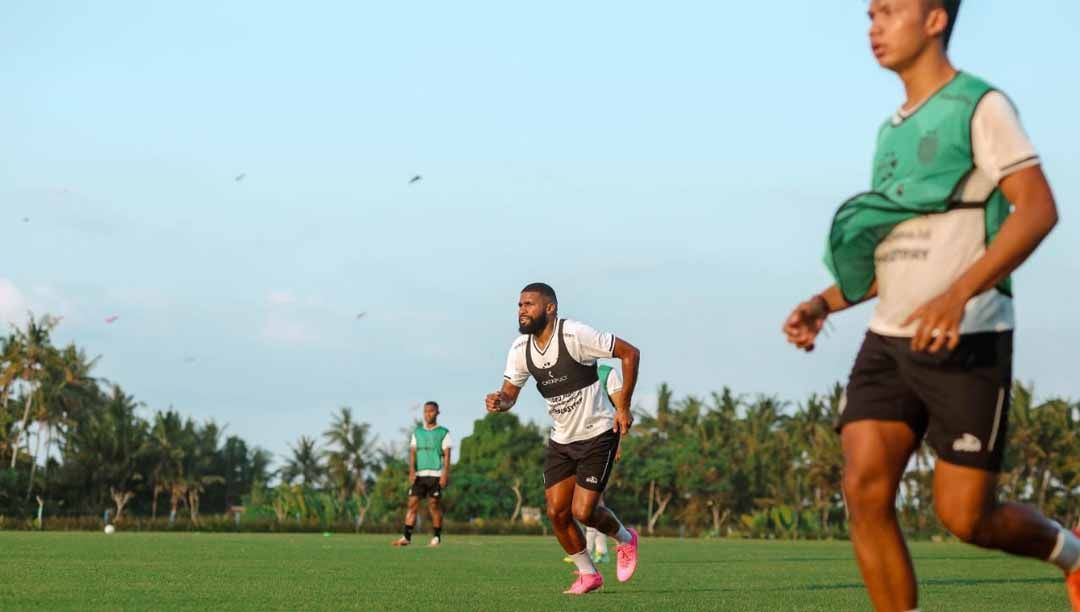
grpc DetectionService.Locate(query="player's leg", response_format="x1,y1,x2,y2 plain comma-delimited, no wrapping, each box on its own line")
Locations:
392,493,422,546
544,437,600,594
593,524,609,562
427,495,444,546
933,461,1063,557
842,420,920,611
547,476,587,554
592,494,610,561
546,475,602,594
911,331,1080,607
836,332,926,610
570,430,637,582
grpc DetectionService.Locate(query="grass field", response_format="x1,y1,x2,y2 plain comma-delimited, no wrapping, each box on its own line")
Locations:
1,532,1069,611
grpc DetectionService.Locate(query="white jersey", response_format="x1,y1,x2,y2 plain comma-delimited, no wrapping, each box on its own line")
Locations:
504,319,619,444
870,91,1039,337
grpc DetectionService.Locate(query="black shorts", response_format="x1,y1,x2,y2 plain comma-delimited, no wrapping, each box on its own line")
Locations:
544,430,620,492
837,331,1012,472
408,476,441,500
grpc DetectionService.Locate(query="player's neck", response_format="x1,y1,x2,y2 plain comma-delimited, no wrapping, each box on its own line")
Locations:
424,422,438,430
532,319,558,350
896,48,956,112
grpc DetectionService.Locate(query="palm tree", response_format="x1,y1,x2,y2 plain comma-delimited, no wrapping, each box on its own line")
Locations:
322,407,376,501
281,435,324,487
27,342,98,499
64,386,149,521
147,410,185,519
177,420,225,525
2,315,53,470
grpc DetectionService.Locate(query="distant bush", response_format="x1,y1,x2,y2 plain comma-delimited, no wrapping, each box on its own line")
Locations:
1,514,550,535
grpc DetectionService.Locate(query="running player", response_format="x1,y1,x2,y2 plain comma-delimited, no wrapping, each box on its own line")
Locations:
392,401,452,547
486,283,641,595
783,1,1076,610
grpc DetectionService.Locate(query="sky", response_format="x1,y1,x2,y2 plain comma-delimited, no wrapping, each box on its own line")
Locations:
2,1,1078,463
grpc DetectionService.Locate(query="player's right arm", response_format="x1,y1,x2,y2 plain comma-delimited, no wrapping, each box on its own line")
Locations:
783,282,878,352
485,380,522,413
408,445,417,484
487,339,528,412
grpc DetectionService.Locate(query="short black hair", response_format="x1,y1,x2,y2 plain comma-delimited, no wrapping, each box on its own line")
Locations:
424,401,439,410
929,0,961,48
520,282,557,305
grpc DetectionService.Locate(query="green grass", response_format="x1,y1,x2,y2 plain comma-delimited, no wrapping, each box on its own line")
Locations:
0,532,1068,611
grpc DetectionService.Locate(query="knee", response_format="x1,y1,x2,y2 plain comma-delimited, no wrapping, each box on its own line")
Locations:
935,499,991,545
572,504,595,526
842,468,895,519
547,504,571,526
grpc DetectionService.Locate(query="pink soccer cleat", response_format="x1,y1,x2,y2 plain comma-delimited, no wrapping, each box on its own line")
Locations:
563,571,604,595
1067,529,1080,611
616,528,639,583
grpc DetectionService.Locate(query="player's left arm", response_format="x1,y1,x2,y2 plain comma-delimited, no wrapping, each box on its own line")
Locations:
611,338,640,434
440,447,451,488
609,388,626,461
905,165,1058,352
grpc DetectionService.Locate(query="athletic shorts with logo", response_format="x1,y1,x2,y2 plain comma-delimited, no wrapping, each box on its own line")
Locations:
837,330,1012,472
409,476,441,499
544,429,620,492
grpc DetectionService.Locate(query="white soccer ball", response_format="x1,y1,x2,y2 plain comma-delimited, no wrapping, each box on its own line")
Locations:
104,525,115,535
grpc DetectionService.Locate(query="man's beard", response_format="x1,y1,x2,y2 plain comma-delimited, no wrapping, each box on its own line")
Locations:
518,311,548,335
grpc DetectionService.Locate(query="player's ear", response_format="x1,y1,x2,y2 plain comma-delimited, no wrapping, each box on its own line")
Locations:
925,5,949,39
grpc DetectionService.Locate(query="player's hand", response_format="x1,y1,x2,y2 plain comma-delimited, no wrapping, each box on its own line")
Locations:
613,408,633,434
902,288,967,353
783,296,828,352
485,391,504,413
439,474,448,488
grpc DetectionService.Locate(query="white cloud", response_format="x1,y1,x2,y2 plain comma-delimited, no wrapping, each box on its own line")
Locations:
259,312,317,346
0,278,31,327
267,290,298,306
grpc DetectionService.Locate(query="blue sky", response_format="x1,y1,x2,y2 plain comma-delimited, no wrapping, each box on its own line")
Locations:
3,1,1078,462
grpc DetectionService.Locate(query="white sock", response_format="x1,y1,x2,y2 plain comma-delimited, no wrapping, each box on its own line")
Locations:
614,525,633,545
569,550,597,575
1047,527,1080,573
585,528,597,555
595,532,609,555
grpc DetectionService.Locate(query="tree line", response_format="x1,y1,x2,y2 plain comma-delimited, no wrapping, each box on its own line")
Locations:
3,313,1079,537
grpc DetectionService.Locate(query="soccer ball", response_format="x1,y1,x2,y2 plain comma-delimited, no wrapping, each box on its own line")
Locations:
104,525,115,535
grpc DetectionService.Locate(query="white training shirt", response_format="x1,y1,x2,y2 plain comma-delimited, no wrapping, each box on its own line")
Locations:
410,427,453,477
504,319,619,444
869,91,1040,337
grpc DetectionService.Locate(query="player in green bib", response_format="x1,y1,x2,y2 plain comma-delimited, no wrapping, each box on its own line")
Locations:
392,401,452,547
782,1,1078,609
561,364,623,565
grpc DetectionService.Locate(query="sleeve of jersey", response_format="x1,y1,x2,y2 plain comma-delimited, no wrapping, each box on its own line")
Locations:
565,320,616,361
442,433,452,450
503,340,530,387
972,91,1040,185
606,367,624,395
409,433,417,448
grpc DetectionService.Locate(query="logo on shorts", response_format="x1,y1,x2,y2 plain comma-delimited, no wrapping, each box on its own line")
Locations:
585,476,598,484
952,433,982,453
